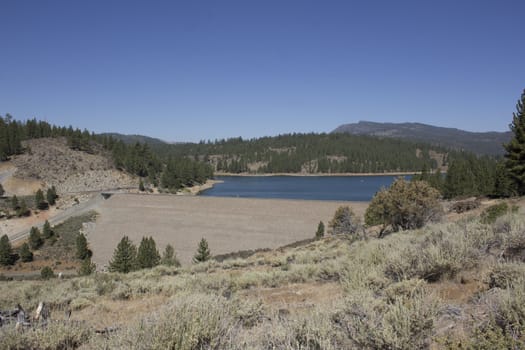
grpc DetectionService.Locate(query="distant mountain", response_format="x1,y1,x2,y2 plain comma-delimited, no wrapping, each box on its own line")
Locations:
332,121,511,156
101,133,168,147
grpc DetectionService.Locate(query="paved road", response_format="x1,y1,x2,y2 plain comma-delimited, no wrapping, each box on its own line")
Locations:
8,193,106,242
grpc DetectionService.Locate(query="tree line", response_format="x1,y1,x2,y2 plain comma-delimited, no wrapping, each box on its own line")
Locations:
0,115,214,191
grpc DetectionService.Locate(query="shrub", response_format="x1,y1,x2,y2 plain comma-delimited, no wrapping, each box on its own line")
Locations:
329,206,360,235
41,266,55,280
78,258,96,276
365,178,442,235
451,199,480,213
161,244,181,267
481,202,510,224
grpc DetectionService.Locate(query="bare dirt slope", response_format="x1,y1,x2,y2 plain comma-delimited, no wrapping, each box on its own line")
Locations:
8,137,136,193
88,194,367,267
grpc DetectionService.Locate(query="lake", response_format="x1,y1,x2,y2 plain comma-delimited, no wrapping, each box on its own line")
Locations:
201,175,411,201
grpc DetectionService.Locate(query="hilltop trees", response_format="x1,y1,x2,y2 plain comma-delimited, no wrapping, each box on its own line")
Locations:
504,89,525,195
365,178,442,235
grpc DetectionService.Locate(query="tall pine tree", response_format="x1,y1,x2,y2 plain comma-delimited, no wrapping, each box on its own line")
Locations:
193,238,211,263
0,234,15,266
108,236,137,273
136,236,160,269
504,89,525,195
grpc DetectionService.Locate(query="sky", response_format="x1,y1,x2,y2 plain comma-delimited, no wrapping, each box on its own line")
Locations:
1,1,524,142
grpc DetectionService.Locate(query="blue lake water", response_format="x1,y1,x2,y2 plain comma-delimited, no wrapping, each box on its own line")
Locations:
201,175,411,201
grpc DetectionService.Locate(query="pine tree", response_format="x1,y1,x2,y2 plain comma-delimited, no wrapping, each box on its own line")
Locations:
161,244,180,267
315,221,325,239
193,238,211,263
19,243,33,262
108,236,137,273
35,189,48,210
0,234,15,266
46,186,58,206
42,220,53,239
76,233,91,260
17,199,30,217
78,258,96,276
139,179,145,192
136,236,160,269
504,89,525,194
29,227,43,249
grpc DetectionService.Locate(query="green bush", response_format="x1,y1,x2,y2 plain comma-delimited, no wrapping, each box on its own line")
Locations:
481,202,510,224
40,266,55,280
365,178,442,235
329,207,360,236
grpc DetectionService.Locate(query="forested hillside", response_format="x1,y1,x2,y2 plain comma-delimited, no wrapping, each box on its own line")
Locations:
0,115,213,192
333,121,511,156
166,133,453,174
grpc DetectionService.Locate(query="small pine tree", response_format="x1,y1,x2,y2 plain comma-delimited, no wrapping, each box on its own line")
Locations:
17,199,30,217
108,236,137,273
329,206,360,235
0,234,15,266
161,244,180,267
42,220,53,239
76,233,91,260
46,186,58,206
78,258,96,276
40,266,54,280
315,221,325,239
29,226,43,249
35,189,48,210
193,238,211,263
19,243,33,262
136,236,160,269
11,195,19,210
139,179,145,192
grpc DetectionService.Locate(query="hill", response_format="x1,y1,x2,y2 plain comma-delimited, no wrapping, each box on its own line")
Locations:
332,121,511,156
100,133,168,147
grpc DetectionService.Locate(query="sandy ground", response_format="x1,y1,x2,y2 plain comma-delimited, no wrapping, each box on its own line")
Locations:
88,194,367,268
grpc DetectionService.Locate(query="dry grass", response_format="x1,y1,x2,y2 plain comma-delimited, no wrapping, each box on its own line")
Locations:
1,201,525,349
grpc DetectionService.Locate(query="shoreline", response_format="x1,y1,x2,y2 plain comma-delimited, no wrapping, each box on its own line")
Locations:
214,172,418,177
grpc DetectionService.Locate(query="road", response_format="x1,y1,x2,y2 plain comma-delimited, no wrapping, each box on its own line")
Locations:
8,193,106,242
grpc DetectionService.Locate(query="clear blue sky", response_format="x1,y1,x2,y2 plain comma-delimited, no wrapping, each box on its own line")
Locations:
1,1,523,142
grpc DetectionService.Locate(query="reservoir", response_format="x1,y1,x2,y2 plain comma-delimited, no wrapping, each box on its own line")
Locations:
201,175,412,201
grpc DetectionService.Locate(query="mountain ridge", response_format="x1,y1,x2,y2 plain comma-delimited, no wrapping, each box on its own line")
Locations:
332,121,511,156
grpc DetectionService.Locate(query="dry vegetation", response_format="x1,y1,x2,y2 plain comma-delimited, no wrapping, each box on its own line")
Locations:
1,200,525,349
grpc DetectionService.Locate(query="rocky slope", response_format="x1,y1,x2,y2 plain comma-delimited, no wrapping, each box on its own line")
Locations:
10,137,137,193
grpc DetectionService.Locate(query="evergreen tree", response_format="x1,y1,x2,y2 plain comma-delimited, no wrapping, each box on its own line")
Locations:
193,238,211,263
136,236,160,269
76,233,91,260
315,221,325,239
493,163,516,197
139,179,145,192
17,199,30,217
42,220,53,239
161,244,180,267
19,243,33,262
0,234,15,266
29,227,43,249
46,186,58,206
108,236,137,273
504,89,525,194
11,195,19,210
78,258,96,276
35,189,48,210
